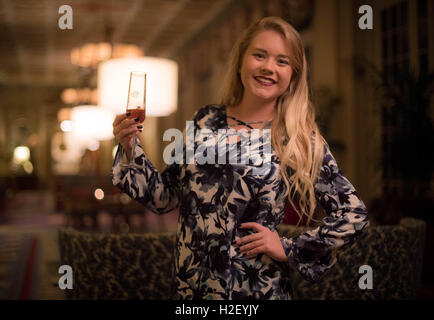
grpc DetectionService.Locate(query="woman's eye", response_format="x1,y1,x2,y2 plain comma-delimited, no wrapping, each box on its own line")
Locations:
253,53,264,59
278,59,289,65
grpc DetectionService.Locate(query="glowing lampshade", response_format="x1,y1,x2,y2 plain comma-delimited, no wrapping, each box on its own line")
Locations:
13,146,30,163
98,57,178,116
70,105,114,141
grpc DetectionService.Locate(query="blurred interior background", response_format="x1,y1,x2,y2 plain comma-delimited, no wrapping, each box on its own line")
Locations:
0,0,433,299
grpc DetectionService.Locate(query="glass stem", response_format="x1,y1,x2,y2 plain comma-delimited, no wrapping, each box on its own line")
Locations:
130,137,136,165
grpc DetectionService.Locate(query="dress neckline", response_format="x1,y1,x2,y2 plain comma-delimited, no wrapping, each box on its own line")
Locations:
222,105,273,130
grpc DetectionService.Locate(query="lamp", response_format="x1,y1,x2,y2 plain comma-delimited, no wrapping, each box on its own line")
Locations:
13,146,30,163
64,43,143,106
70,105,114,149
98,57,178,116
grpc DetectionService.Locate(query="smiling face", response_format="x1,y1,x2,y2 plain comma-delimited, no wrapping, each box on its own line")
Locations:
239,30,293,105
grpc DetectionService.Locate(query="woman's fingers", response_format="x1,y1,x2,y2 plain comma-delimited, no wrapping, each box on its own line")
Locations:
113,114,129,136
236,231,265,257
238,239,264,253
235,232,262,246
113,118,137,137
113,114,127,127
117,125,139,142
235,223,287,261
245,245,266,258
113,112,142,136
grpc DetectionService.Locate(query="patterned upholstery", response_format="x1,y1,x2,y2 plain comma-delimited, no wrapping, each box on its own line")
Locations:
58,229,176,299
58,217,425,299
277,217,426,300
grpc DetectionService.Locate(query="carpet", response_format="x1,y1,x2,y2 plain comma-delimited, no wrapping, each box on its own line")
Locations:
0,233,41,299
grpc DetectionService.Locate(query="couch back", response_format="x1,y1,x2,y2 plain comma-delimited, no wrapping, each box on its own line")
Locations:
58,229,176,299
277,217,426,299
58,218,425,299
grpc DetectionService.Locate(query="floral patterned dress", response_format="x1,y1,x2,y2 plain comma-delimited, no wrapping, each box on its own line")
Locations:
112,104,369,300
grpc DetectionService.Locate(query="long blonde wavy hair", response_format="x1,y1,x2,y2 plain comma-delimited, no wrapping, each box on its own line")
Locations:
220,16,325,226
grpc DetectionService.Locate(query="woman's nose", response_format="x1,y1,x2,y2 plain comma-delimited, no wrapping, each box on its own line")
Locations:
260,59,274,74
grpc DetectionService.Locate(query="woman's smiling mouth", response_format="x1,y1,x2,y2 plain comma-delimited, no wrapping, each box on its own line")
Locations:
254,76,276,86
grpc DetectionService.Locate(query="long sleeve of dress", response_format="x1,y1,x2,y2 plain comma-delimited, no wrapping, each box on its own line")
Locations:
111,139,182,215
280,142,370,284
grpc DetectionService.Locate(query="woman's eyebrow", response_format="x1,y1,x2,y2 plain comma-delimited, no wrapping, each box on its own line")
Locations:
252,48,290,59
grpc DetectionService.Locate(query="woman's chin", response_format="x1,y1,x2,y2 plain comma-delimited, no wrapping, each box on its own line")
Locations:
251,92,278,103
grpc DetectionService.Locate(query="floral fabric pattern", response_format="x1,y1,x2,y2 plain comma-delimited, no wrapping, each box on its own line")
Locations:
112,104,369,300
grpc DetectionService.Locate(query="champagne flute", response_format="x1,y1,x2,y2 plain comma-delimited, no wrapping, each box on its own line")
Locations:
122,71,146,168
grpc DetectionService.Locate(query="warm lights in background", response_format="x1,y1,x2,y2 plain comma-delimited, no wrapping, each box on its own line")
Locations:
22,161,34,174
71,43,143,68
61,88,98,105
70,105,114,143
59,106,114,143
55,47,179,175
60,120,73,132
87,140,100,152
94,188,104,200
53,105,115,174
98,57,178,116
51,132,85,175
12,146,34,174
71,42,112,67
13,146,30,163
57,108,71,122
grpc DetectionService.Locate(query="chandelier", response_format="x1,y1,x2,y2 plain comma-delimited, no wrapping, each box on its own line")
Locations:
61,87,98,105
61,42,144,105
70,42,143,68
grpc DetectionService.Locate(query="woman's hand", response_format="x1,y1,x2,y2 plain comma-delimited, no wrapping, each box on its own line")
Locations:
235,222,287,262
112,113,143,160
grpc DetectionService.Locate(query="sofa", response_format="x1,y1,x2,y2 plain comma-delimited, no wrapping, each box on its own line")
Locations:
58,217,426,299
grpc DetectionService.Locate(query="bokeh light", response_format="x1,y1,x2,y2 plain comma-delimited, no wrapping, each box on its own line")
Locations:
94,188,104,200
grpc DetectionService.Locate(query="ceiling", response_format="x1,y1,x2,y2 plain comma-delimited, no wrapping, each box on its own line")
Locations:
0,0,236,87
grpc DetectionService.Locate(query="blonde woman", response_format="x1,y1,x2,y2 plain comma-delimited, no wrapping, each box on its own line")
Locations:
112,16,369,300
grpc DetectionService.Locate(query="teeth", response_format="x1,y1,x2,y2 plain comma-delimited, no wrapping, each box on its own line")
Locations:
255,77,274,84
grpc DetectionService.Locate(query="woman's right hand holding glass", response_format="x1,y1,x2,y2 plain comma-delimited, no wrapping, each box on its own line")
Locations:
112,113,143,161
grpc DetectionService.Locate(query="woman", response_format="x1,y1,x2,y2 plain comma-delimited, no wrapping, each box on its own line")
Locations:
112,16,369,299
